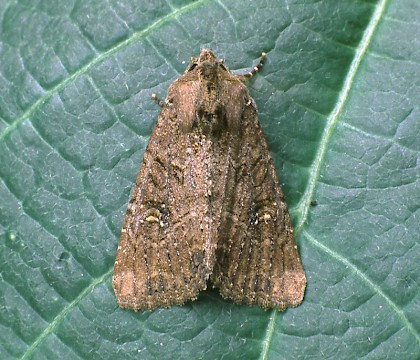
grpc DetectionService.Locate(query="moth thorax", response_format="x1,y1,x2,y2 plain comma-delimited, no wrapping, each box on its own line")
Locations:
195,105,227,136
198,62,220,81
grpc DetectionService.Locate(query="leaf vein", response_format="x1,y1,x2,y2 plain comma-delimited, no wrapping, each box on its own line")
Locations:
0,0,209,142
295,0,390,233
304,230,420,342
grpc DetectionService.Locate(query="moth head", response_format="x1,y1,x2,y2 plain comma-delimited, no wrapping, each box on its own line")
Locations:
197,49,219,64
187,49,229,79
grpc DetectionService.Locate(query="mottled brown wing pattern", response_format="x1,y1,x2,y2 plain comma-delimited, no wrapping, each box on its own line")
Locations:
113,49,306,311
113,82,218,310
211,84,306,310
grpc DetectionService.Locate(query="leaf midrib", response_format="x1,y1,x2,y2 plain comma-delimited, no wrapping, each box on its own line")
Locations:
294,0,389,233
260,0,420,359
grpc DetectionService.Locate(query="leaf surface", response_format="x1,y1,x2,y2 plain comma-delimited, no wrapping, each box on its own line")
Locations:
0,1,418,359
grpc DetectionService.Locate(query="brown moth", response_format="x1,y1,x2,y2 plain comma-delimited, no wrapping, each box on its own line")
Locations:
112,49,306,311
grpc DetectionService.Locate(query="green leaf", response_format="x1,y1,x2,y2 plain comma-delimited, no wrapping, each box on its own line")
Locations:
0,0,418,359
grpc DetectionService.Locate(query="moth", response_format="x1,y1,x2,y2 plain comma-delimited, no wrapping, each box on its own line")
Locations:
113,49,306,311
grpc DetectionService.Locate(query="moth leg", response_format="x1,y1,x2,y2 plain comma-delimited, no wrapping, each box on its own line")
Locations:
151,93,165,107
